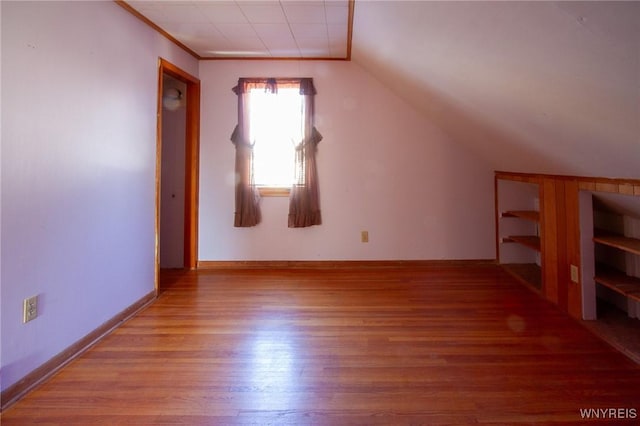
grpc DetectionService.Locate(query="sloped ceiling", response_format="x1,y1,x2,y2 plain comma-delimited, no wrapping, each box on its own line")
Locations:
351,1,640,178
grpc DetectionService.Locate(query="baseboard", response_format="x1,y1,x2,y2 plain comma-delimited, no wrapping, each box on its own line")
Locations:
0,290,157,412
197,259,497,269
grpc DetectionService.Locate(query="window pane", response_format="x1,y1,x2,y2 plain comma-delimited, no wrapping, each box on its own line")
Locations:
249,87,303,187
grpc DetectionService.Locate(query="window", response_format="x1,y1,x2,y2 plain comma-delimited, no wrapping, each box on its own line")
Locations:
231,78,322,228
248,85,303,193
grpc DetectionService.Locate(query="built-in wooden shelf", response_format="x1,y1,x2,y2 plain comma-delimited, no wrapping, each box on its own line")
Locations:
501,210,540,222
502,263,542,290
502,235,541,252
496,176,543,295
595,264,640,302
593,230,640,256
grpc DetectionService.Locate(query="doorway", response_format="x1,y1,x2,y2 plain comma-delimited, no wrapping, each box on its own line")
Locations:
160,73,187,268
156,59,200,288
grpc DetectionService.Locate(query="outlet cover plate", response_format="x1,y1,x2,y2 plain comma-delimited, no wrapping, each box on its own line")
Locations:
23,295,38,323
570,265,579,283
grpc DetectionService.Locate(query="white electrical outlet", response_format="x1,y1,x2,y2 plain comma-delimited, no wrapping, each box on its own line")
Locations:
23,295,38,323
361,230,369,243
570,265,579,283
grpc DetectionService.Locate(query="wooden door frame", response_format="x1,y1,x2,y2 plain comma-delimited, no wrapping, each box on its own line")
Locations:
156,58,200,287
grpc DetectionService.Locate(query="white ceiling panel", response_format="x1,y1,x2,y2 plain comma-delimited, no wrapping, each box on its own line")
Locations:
299,47,329,58
253,23,294,39
290,23,327,38
195,2,247,23
326,4,349,24
282,2,326,23
295,37,328,49
215,22,258,38
239,3,287,23
328,23,347,42
226,36,266,50
124,0,351,59
267,39,300,51
297,37,329,58
269,48,305,57
158,2,209,23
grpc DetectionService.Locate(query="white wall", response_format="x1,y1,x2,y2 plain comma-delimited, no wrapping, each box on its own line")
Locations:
199,60,495,261
1,1,197,391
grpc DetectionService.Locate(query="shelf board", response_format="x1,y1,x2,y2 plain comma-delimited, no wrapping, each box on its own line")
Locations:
501,210,540,222
593,230,640,256
502,235,541,252
595,264,640,302
502,263,542,291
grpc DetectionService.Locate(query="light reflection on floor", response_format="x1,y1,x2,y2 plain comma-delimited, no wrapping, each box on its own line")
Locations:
248,325,300,409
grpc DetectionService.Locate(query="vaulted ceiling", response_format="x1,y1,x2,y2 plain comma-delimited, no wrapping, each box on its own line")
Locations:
123,0,639,179
351,1,640,178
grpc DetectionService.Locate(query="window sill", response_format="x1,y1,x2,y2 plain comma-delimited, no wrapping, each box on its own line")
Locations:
258,187,290,197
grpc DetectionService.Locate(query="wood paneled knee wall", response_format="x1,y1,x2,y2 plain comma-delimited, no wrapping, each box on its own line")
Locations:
496,171,640,320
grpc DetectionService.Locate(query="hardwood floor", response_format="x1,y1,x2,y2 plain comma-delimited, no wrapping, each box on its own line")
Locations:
2,264,639,424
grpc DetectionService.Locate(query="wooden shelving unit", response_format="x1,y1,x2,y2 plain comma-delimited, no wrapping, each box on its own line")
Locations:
595,264,640,302
593,230,640,304
501,210,541,252
495,174,543,292
501,210,540,222
495,170,640,355
593,231,640,256
502,235,541,252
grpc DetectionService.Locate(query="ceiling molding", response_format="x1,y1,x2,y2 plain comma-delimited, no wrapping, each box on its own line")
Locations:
199,55,348,62
346,0,354,60
115,0,202,60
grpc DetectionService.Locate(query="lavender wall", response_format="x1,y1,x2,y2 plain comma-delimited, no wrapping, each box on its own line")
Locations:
1,1,197,391
198,60,496,261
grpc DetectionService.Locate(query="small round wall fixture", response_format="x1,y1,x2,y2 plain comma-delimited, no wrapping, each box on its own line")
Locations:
163,87,183,111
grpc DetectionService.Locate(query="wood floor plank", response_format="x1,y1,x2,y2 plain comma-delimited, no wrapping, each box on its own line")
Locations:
2,265,639,424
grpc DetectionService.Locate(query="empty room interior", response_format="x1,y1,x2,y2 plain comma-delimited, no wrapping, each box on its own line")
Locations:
1,0,640,424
